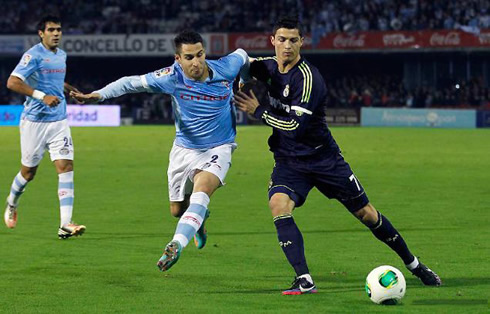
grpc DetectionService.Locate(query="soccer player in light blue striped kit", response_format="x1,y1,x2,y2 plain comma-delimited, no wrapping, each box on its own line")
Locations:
4,15,86,239
71,31,249,271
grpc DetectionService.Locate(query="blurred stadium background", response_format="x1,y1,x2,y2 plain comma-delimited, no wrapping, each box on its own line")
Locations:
0,1,489,312
1,0,490,127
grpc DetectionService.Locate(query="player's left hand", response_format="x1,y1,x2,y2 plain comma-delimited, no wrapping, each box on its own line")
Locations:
234,90,260,115
65,84,85,104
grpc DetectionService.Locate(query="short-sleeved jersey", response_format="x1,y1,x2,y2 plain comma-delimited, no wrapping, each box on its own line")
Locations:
142,50,247,149
11,43,67,122
250,56,339,158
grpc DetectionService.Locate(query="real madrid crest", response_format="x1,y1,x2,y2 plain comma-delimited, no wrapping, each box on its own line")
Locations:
283,84,289,97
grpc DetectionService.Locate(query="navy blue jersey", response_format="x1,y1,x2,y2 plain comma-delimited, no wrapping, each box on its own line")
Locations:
250,56,339,157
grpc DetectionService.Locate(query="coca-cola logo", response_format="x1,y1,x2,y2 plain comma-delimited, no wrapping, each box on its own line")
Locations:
235,35,268,49
478,33,490,44
430,32,461,46
383,34,415,46
333,34,365,48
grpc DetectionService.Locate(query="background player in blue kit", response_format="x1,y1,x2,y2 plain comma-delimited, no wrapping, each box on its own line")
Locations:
71,31,249,271
235,16,441,295
4,15,86,239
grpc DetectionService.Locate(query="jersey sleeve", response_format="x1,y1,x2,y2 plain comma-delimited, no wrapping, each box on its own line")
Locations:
249,57,273,83
253,66,326,139
143,66,177,94
11,51,39,81
216,49,248,80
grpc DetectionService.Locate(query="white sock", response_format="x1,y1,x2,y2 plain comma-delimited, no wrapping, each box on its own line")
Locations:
58,171,74,226
172,192,209,248
7,172,28,206
298,273,314,284
406,256,419,270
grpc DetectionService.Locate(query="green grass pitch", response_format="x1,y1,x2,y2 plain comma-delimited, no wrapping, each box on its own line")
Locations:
0,126,488,313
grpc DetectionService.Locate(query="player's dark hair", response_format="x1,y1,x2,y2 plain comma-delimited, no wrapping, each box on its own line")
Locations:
273,16,303,37
37,15,61,32
174,30,204,54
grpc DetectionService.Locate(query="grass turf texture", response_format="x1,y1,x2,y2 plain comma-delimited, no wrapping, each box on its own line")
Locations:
0,126,488,313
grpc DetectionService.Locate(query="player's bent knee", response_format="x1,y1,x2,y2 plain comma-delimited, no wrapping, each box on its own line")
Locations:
269,194,294,216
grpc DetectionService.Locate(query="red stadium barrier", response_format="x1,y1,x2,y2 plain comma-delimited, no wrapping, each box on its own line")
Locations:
229,30,490,52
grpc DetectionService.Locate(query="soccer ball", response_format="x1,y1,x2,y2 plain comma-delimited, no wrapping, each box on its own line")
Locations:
365,265,406,305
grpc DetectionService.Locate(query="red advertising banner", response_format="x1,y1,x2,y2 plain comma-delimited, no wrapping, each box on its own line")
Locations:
228,30,490,52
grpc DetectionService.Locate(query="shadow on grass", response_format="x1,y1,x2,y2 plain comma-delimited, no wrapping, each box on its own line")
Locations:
406,277,490,287
412,299,487,306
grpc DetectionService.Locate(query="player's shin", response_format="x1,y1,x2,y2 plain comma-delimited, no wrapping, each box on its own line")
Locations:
172,192,209,248
7,172,28,206
369,211,416,266
58,171,74,226
273,214,310,276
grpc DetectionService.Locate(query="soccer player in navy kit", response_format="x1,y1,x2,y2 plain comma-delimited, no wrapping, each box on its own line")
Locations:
71,31,249,272
235,16,441,295
4,15,86,239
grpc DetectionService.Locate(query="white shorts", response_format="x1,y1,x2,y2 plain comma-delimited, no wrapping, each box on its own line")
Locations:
20,119,74,167
167,142,236,202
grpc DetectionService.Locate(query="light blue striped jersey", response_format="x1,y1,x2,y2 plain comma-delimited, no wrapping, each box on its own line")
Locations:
142,49,247,149
11,43,67,122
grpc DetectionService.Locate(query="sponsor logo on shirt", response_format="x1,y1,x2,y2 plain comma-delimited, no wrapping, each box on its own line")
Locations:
41,68,66,74
180,93,230,101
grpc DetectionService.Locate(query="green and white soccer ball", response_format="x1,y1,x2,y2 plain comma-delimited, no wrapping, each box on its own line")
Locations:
365,265,406,305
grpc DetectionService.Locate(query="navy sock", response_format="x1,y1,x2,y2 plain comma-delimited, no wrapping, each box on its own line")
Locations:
370,211,415,265
273,215,309,276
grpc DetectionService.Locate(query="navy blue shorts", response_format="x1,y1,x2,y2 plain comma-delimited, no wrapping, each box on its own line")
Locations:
268,151,369,212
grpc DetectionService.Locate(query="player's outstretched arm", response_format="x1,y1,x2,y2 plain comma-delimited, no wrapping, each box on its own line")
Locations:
7,75,60,107
83,75,152,101
69,91,102,103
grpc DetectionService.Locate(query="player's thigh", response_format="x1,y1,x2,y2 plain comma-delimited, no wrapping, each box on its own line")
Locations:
167,143,235,202
194,143,236,187
46,120,74,162
314,154,369,213
268,159,314,209
167,145,196,202
20,119,48,167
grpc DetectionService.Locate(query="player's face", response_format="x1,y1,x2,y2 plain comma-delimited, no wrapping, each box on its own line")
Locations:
175,43,207,81
39,22,62,51
271,28,303,65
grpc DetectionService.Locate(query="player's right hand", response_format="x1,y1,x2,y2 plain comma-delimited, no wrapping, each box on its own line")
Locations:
43,95,61,107
70,91,102,103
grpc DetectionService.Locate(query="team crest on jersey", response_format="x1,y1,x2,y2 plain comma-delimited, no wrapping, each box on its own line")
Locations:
283,84,289,97
295,110,303,117
155,67,172,78
222,81,230,89
21,54,32,66
59,148,70,155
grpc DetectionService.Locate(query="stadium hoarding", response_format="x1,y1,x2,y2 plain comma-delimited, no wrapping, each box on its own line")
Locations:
361,107,477,128
0,105,120,126
0,105,24,126
0,34,227,56
228,29,490,52
477,110,490,127
325,108,360,126
67,105,121,126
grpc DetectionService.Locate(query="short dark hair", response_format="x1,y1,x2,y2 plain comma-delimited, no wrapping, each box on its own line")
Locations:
273,16,303,37
37,15,61,32
174,30,204,54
